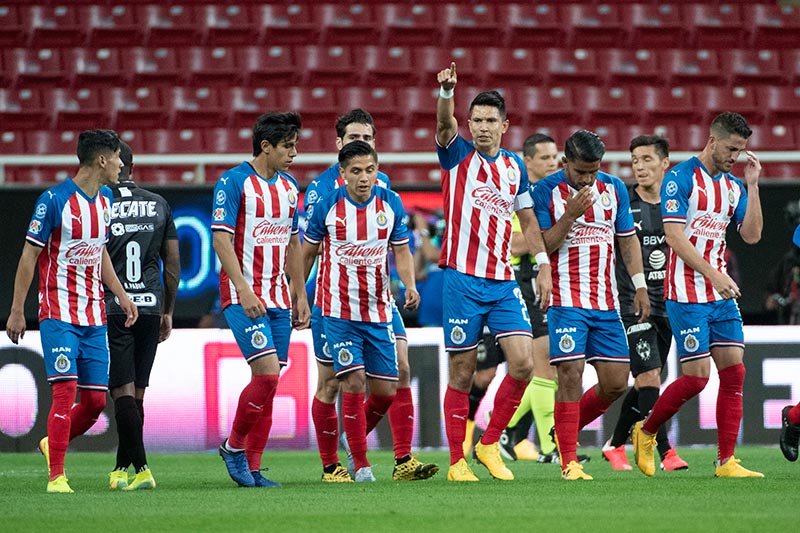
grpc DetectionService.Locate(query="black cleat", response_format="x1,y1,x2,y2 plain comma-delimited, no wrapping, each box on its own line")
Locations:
780,406,800,462
498,429,517,461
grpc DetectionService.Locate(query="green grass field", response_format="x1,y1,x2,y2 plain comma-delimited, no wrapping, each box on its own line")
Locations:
1,447,795,532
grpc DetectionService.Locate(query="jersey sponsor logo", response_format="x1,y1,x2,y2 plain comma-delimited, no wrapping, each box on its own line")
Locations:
636,338,652,361
689,213,727,240
213,208,225,221
335,243,385,266
216,190,226,205
680,326,700,335
665,181,678,196
337,348,353,366
683,333,699,353
306,204,315,218
54,354,71,373
125,223,154,233
28,220,42,234
111,222,125,236
245,323,264,333
65,241,104,266
126,293,157,307
448,318,468,325
333,340,353,350
648,270,666,281
555,326,577,334
111,200,157,220
252,220,291,245
665,199,679,213
251,330,268,349
600,191,612,209
35,203,47,218
306,190,319,206
642,235,666,246
569,225,613,246
375,211,388,229
450,325,465,345
626,322,652,335
648,249,666,270
471,185,513,217
558,333,575,353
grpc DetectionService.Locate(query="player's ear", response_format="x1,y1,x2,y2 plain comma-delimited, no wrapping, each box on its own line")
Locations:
261,139,272,153
335,137,344,151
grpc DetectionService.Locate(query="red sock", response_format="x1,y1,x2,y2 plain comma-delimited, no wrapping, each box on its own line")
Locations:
364,393,395,435
48,381,77,480
789,403,800,426
312,397,340,467
444,386,469,465
578,386,613,430
642,375,708,434
244,374,279,471
717,363,745,463
342,392,369,470
388,387,414,459
482,375,528,444
228,374,277,449
554,401,580,469
68,389,106,441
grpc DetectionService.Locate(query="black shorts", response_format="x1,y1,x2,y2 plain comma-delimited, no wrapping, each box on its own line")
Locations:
108,314,161,389
622,315,672,377
476,331,505,371
515,266,548,339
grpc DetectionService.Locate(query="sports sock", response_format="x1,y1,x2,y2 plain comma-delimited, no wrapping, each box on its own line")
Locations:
578,385,612,430
481,375,528,444
68,388,106,440
642,375,708,434
530,377,557,454
114,395,147,472
636,386,672,458
364,393,395,435
609,387,639,448
244,374,279,471
444,386,469,465
312,397,340,468
789,404,800,426
506,379,534,428
387,387,414,459
48,381,77,480
228,374,277,449
467,383,486,421
342,392,369,471
554,401,580,469
717,363,745,463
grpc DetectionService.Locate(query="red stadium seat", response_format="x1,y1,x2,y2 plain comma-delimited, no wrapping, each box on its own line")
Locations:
51,88,111,130
411,47,479,87
481,48,540,87
0,130,25,155
376,4,442,46
4,167,73,185
179,46,241,86
781,50,800,85
236,45,298,87
598,49,662,86
163,87,225,128
512,86,579,126
580,86,638,125
678,125,711,152
296,126,328,153
719,49,785,86
757,86,800,122
662,49,723,86
683,5,747,49
279,87,338,129
136,5,201,47
0,6,24,47
81,5,143,47
617,124,682,150
693,86,760,124
503,126,532,153
747,4,800,48
224,86,281,129
298,45,358,86
67,47,127,87
441,4,501,47
746,124,796,151
109,87,167,130
22,5,84,47
359,46,414,87
636,86,699,124
254,4,319,45
624,4,686,49
380,164,440,185
200,5,258,46
138,167,198,185
759,163,800,180
4,48,67,87
395,87,439,127
202,127,252,153
336,87,399,124
561,4,626,48
316,4,380,45
540,48,600,86
0,88,50,129
497,4,566,48
118,129,145,154
124,47,183,85
382,127,436,153
24,130,81,154
142,128,205,154
295,165,331,186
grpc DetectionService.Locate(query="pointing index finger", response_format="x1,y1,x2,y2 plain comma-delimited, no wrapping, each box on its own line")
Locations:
450,62,456,76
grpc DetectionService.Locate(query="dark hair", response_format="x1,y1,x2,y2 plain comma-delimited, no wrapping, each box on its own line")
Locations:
338,140,377,168
118,141,133,179
469,90,506,120
522,133,556,157
252,111,302,157
629,135,669,159
77,129,121,167
710,112,752,140
335,108,376,139
564,130,605,163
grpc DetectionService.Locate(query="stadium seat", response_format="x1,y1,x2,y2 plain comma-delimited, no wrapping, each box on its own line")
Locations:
496,4,566,48
623,4,686,49
411,47,479,87
757,86,800,122
180,46,241,86
662,49,723,86
747,4,800,48
503,126,532,153
109,87,167,129
202,127,251,153
598,49,661,86
574,124,621,151
693,86,760,124
481,48,539,87
396,87,439,127
0,88,50,129
759,163,800,180
67,47,127,87
51,88,111,130
118,129,145,153
637,86,699,124
540,48,600,86
617,124,683,150
336,87,399,124
279,87,338,129
22,5,84,47
4,48,67,87
81,4,143,47
141,128,205,154
678,125,711,152
298,45,358,86
163,87,225,128
746,124,796,151
236,45,299,87
441,4,501,47
719,49,785,85
295,164,331,186
781,50,800,85
376,4,442,46
224,86,281,129
136,5,202,47
382,127,436,153
138,167,198,185
200,5,258,46
316,4,380,45
512,86,579,126
124,47,183,85
0,6,24,47
24,130,81,155
296,126,329,153
359,46,414,87
381,164,440,184
3,167,73,185
683,4,747,49
254,4,319,45
580,86,638,125
561,4,626,49
0,130,25,155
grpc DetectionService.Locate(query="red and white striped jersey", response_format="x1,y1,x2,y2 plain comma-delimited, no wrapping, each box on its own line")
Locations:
532,170,636,310
211,162,300,310
436,135,532,281
25,179,113,326
661,157,747,303
304,186,409,322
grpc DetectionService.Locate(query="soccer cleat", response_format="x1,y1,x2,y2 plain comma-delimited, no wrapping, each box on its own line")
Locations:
447,458,479,482
109,469,129,490
392,456,439,481
513,439,540,461
475,441,514,480
632,422,656,477
780,405,800,462
251,469,281,488
123,468,156,490
544,427,591,465
714,457,764,478
321,464,354,483
354,466,376,482
660,448,689,471
462,419,476,458
339,432,354,477
562,460,593,480
498,429,518,461
38,437,50,477
47,475,74,493
602,440,632,471
219,439,255,487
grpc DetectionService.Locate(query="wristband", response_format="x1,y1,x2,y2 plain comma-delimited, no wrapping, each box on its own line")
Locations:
439,87,454,99
534,252,550,266
632,272,647,290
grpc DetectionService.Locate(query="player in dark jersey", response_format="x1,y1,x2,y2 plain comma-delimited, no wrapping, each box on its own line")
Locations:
602,135,688,472
105,142,180,490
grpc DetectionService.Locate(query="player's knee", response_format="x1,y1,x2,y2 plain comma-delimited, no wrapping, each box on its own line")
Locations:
316,375,340,402
81,389,107,416
396,364,410,388
508,359,534,381
635,369,661,389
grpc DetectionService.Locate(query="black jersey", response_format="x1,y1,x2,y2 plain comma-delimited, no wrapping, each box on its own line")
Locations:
105,181,178,316
616,185,667,318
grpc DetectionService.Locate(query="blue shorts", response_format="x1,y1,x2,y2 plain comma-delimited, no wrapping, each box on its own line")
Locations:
223,305,291,366
547,307,629,365
323,316,397,380
312,303,406,365
666,299,744,362
442,268,532,352
40,319,109,390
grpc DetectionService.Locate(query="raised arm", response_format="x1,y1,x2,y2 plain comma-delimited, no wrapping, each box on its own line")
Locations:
436,62,459,147
739,150,763,244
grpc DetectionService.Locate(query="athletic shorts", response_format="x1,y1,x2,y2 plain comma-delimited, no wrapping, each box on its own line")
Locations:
40,318,109,390
223,304,292,366
547,307,629,365
514,266,548,338
622,315,672,377
442,268,532,353
108,314,161,389
323,316,397,380
666,299,744,363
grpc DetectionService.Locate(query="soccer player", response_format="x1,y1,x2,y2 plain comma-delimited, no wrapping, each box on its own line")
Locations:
105,142,180,490
302,140,419,482
531,130,650,480
304,109,437,483
632,112,764,478
213,112,310,488
6,129,138,493
602,135,688,472
780,225,800,462
436,63,552,482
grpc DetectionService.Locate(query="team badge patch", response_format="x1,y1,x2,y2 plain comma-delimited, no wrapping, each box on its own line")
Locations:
251,331,268,349
683,334,699,353
36,203,47,218
323,342,331,358
636,339,651,361
104,209,110,224
666,181,678,196
213,208,226,221
728,189,735,205
306,190,318,206
665,199,679,213
507,167,517,183
216,190,226,205
338,348,353,366
600,192,612,209
306,204,314,218
28,220,42,234
55,354,71,373
287,190,297,206
450,326,465,345
559,333,575,353
376,211,388,229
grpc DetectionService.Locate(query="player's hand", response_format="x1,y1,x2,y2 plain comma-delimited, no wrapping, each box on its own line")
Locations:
120,296,138,327
564,186,595,221
404,288,420,311
293,299,310,330
633,288,651,322
159,313,173,342
710,270,741,300
535,264,552,311
239,288,266,318
5,311,26,345
437,62,457,91
743,150,761,187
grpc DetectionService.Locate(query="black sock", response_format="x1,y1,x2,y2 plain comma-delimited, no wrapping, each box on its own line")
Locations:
610,388,640,447
136,398,145,422
395,454,411,465
637,386,671,458
115,395,148,473
323,463,341,474
507,411,534,445
468,384,486,421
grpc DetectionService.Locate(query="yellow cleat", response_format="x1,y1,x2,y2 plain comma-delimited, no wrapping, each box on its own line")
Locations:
562,460,593,480
447,458,479,482
513,439,540,461
392,456,439,481
321,464,354,483
714,457,764,478
123,468,156,490
475,441,514,480
47,475,74,494
462,419,476,458
632,421,656,477
109,470,129,490
38,437,50,477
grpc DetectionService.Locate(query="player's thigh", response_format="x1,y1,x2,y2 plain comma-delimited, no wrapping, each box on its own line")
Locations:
442,269,489,352
108,314,136,389
131,314,161,389
666,300,711,363
547,306,590,364
40,319,81,383
623,317,662,378
486,281,533,341
496,333,533,375
324,316,367,379
363,321,399,381
585,311,629,365
223,304,279,364
77,324,111,389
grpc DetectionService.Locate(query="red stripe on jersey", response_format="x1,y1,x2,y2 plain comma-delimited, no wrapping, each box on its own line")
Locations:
250,178,266,301
335,200,347,242
568,246,581,304
357,265,370,319
466,206,482,274
66,198,83,324
484,209,499,279
702,238,716,301
489,159,502,191
694,169,708,212
439,156,469,269
588,245,599,308
684,235,699,302
604,250,615,309
357,205,367,241
320,243,333,313
712,177,722,213
337,262,351,319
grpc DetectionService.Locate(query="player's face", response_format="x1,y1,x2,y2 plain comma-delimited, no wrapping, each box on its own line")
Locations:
630,145,668,189
709,134,747,174
524,142,559,182
467,105,508,155
341,154,378,203
100,149,123,185
336,123,375,150
264,134,298,172
562,157,600,190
